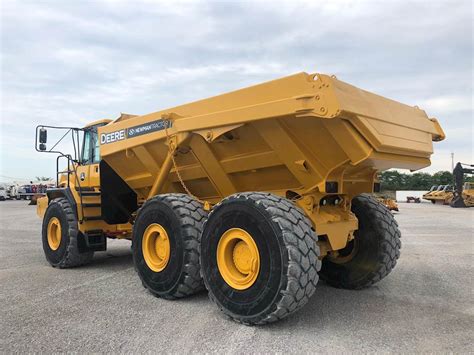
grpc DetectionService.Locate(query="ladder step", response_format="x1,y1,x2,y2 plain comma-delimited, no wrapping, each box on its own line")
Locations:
84,230,106,251
79,191,101,196
83,203,101,208
83,216,102,221
75,187,101,195
75,187,96,191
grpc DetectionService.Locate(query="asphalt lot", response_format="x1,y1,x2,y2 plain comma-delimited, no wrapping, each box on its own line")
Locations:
0,200,472,353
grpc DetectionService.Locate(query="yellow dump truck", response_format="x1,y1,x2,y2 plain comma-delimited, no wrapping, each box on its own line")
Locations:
35,72,445,325
428,185,454,205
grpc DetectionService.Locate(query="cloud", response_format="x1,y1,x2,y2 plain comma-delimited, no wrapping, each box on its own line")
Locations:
0,0,472,181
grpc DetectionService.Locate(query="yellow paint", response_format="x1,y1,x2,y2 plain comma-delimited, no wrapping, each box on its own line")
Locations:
217,228,260,290
36,196,48,218
376,198,399,211
53,121,133,236
47,217,61,250
142,223,171,272
425,186,453,204
462,182,474,207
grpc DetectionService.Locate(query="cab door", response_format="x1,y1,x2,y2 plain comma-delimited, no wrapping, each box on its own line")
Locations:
89,128,101,188
77,127,101,189
76,129,93,187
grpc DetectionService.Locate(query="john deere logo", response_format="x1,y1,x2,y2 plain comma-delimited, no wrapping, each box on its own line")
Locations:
100,129,125,145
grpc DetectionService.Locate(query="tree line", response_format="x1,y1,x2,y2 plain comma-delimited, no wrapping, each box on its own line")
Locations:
379,170,473,191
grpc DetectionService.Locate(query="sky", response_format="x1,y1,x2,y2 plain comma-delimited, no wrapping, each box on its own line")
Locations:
0,0,472,183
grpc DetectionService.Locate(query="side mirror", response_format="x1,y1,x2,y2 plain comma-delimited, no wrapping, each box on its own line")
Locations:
39,128,47,143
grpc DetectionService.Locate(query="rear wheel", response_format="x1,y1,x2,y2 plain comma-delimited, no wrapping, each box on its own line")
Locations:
42,197,94,268
320,194,401,289
132,194,208,299
201,192,320,325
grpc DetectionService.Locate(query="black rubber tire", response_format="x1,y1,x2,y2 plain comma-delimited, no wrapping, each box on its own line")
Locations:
320,194,401,289
132,194,208,299
42,197,94,268
201,192,320,325
431,199,436,204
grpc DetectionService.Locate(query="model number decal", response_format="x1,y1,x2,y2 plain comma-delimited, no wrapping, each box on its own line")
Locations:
100,119,172,145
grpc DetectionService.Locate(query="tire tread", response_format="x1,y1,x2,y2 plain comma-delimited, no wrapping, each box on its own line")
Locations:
202,192,320,325
47,197,94,268
134,193,207,299
321,194,401,289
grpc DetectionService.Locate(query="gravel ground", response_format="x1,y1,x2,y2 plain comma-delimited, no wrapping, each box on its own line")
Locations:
0,200,472,353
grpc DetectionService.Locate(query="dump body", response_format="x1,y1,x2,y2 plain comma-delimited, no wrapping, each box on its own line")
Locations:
99,73,444,201
97,72,444,251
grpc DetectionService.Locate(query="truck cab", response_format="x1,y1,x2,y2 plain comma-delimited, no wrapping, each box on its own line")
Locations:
35,119,132,260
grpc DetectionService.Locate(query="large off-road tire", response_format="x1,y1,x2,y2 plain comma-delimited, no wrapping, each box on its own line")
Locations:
132,194,208,299
320,194,401,289
201,192,320,325
42,197,94,268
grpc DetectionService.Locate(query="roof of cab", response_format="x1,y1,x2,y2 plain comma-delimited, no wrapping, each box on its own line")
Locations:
84,119,112,128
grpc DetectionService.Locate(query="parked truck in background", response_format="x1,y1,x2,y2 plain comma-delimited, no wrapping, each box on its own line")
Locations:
0,186,7,201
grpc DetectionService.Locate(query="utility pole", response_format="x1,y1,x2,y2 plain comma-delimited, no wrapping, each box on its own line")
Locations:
451,152,454,172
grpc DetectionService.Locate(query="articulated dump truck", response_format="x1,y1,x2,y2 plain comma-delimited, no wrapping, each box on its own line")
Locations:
36,72,445,325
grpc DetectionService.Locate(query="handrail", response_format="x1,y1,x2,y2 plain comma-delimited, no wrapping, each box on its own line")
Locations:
56,154,86,223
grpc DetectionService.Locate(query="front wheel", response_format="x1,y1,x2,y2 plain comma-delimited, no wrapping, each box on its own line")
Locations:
320,194,401,289
42,198,94,268
201,192,320,325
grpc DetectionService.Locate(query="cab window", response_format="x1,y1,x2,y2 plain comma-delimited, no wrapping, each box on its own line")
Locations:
82,128,101,164
82,131,92,164
91,130,100,163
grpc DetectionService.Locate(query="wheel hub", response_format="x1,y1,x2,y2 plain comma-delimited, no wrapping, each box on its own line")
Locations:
142,223,170,272
47,217,62,250
217,228,260,290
